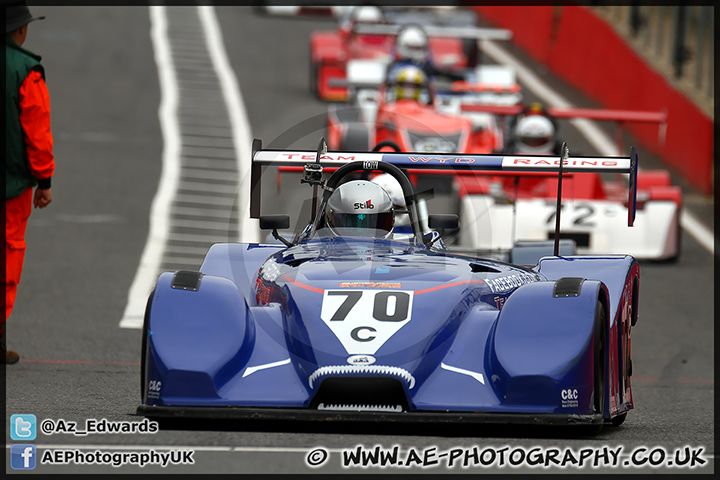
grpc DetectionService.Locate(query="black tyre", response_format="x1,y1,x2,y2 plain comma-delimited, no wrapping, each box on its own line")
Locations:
666,209,682,263
610,412,627,427
587,300,607,435
594,301,606,416
140,290,155,401
340,124,370,151
372,140,402,152
310,61,319,98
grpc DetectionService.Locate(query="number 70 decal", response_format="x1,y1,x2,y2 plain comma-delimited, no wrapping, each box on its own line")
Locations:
320,290,414,354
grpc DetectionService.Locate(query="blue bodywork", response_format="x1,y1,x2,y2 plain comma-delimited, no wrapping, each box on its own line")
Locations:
138,143,639,429
140,238,637,425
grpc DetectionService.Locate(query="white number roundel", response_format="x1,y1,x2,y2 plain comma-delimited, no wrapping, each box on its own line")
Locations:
320,290,414,354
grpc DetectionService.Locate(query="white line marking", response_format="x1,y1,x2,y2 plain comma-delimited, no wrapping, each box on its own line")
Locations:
121,7,260,329
119,6,180,329
680,209,715,254
198,6,259,244
481,39,714,256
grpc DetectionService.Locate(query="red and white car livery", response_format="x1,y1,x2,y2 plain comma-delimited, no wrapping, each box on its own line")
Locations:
455,167,681,262
451,106,681,261
309,7,511,101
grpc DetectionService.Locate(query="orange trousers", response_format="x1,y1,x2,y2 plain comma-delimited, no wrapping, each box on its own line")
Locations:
5,187,33,323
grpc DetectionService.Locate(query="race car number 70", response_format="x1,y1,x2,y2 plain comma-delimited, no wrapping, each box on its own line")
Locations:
320,290,415,354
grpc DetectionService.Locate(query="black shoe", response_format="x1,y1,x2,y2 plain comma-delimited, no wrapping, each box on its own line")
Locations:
5,350,20,364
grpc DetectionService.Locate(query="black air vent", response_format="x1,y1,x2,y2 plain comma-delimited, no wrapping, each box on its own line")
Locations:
553,277,585,297
470,263,501,273
309,378,409,411
171,270,203,291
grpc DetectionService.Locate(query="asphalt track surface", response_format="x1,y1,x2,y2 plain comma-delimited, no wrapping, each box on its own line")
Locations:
3,6,715,475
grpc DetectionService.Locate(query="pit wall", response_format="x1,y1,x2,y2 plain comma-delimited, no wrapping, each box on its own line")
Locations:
472,5,713,195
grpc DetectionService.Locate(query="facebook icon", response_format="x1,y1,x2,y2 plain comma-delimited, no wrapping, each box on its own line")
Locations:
11,444,37,470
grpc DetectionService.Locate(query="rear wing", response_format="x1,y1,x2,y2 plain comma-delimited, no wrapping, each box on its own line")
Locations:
353,23,512,41
250,138,639,228
461,103,668,154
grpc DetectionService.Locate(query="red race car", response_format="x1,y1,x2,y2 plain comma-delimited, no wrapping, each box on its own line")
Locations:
326,63,499,154
310,6,511,101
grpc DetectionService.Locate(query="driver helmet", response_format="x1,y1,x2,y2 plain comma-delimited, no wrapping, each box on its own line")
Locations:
351,5,383,24
513,113,556,154
371,173,405,208
395,25,430,64
390,64,428,101
326,180,395,238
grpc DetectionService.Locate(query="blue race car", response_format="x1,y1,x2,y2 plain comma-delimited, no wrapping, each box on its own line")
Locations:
137,140,640,432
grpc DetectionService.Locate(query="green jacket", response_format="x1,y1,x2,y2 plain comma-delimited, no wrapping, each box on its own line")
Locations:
5,34,45,199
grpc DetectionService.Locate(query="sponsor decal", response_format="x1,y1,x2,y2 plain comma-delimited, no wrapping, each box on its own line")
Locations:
363,160,379,170
407,156,476,164
561,388,579,408
347,355,376,365
493,296,506,310
256,152,383,163
340,281,402,289
282,153,360,161
503,156,629,170
147,380,162,400
354,199,375,210
485,273,538,293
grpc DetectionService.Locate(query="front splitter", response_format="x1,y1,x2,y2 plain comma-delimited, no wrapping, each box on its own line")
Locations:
136,404,603,427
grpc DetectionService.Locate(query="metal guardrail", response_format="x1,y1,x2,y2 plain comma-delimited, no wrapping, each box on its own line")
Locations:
589,4,714,118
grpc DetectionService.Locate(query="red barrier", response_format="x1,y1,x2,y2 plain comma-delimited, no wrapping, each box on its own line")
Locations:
472,6,714,195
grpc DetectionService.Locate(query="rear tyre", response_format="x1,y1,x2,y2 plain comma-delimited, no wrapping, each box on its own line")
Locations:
140,290,155,401
372,141,402,152
610,412,627,427
584,300,606,435
310,61,319,98
593,300,606,417
665,209,682,263
340,124,370,151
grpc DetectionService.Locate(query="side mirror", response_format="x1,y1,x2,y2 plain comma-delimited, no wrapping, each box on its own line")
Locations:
259,215,290,230
259,215,291,247
428,214,458,230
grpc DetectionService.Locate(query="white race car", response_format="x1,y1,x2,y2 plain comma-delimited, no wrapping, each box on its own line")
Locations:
452,104,681,262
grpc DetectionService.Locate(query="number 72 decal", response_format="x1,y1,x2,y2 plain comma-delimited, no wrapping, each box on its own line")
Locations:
546,204,596,227
320,290,414,354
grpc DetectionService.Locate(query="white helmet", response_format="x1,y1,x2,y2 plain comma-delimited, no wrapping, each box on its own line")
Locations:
352,6,383,24
395,25,429,63
371,173,405,208
326,180,395,238
513,114,556,154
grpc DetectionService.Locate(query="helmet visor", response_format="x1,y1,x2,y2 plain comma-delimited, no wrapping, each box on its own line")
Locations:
328,211,394,233
518,135,551,147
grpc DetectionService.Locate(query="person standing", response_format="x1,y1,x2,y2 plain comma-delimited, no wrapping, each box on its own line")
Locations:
4,2,54,364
